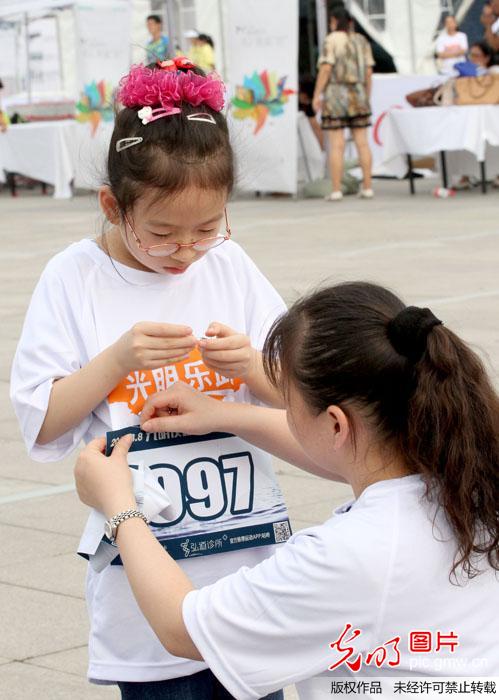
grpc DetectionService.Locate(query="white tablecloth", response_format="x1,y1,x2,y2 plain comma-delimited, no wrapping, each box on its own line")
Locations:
0,120,114,199
381,104,499,178
0,117,325,198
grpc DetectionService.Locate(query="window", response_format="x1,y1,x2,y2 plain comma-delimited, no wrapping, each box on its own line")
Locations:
351,0,386,31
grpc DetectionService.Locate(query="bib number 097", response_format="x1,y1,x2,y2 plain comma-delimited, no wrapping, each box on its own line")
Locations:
145,451,255,526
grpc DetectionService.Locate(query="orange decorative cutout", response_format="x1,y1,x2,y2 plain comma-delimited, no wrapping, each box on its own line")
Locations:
108,348,244,416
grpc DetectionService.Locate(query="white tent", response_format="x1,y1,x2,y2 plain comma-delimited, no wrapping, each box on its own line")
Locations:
0,0,151,102
0,0,73,15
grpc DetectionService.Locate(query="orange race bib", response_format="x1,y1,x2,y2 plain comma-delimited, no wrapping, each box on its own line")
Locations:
108,348,244,415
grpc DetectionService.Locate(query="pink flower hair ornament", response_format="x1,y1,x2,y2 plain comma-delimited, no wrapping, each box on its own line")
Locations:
117,63,225,114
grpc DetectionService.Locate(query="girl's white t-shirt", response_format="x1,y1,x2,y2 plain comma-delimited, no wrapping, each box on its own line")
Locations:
10,238,289,683
183,475,499,700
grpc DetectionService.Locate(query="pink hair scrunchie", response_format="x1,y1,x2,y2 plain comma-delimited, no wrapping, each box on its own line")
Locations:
117,64,225,113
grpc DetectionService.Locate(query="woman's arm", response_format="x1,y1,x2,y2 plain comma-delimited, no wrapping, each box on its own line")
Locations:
140,383,345,482
312,63,332,113
75,437,200,660
365,66,373,98
117,518,199,659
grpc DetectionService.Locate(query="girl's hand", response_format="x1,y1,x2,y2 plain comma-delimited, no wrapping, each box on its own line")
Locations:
74,435,137,518
198,322,258,379
140,382,227,435
113,322,197,374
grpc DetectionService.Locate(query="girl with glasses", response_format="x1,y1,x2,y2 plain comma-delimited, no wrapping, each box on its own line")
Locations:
75,281,499,698
10,60,292,700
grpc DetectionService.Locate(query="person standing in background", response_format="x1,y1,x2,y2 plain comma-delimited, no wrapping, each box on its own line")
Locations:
435,15,468,75
184,30,216,73
0,79,8,132
482,0,499,51
146,14,170,63
312,9,375,202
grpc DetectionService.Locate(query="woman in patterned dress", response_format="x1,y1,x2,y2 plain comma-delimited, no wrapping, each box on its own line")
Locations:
313,10,375,201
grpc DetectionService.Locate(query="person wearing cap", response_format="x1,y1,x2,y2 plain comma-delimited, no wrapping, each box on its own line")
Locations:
146,14,170,63
185,30,216,73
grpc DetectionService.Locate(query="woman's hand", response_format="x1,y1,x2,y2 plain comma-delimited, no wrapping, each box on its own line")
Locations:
74,435,137,518
113,322,198,374
312,93,323,114
140,382,228,435
198,322,258,380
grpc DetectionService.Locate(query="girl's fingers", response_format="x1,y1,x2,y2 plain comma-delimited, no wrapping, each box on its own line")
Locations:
198,335,246,351
139,322,193,338
142,416,187,433
201,349,247,363
200,361,239,375
205,322,234,338
140,335,197,351
146,351,192,362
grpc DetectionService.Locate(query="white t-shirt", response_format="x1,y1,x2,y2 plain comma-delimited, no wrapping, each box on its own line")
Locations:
183,475,499,700
10,238,289,683
492,17,499,35
436,31,468,75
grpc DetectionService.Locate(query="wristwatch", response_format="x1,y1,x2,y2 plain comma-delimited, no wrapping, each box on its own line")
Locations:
104,509,149,544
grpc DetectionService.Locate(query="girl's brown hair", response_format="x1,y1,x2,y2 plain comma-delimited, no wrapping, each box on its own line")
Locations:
107,64,233,215
263,281,499,579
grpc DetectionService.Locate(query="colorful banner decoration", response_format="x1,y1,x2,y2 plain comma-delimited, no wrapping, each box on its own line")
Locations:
231,70,295,135
75,80,114,135
227,0,298,194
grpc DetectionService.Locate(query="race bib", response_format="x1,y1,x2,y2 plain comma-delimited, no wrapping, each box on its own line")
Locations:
107,426,292,562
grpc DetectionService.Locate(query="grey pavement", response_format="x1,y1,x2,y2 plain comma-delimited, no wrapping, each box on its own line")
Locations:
1,179,498,699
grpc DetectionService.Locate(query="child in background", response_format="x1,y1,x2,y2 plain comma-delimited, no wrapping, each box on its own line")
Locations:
10,60,287,700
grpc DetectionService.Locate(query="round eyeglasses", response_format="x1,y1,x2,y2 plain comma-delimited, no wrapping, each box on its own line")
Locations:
124,209,231,258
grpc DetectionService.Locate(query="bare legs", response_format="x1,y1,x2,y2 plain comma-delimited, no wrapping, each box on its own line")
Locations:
351,127,372,191
327,129,346,194
326,127,373,196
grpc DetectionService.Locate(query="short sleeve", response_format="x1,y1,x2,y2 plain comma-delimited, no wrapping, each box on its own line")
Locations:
10,258,90,462
317,33,336,67
230,243,287,350
461,33,469,51
182,526,380,699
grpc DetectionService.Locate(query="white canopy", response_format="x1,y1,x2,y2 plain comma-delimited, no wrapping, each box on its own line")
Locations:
350,0,442,74
0,1,76,18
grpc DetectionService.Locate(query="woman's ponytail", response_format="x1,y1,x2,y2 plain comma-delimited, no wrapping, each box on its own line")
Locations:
406,325,499,578
263,282,499,580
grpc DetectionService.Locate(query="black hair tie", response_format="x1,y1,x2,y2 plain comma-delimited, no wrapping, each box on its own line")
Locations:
387,306,443,363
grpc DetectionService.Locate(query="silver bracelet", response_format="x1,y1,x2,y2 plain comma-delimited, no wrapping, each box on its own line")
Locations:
104,509,149,543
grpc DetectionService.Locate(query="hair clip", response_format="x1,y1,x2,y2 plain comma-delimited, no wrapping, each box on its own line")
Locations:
116,137,144,152
157,56,195,72
137,105,181,125
187,112,217,124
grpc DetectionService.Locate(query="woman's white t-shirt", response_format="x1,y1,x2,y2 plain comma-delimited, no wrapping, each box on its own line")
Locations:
183,475,499,700
436,31,469,75
10,238,289,683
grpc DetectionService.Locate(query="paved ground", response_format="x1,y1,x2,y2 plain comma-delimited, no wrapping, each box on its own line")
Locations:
1,179,498,699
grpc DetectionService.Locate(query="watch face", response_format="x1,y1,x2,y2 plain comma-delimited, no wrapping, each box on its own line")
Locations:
104,521,113,540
